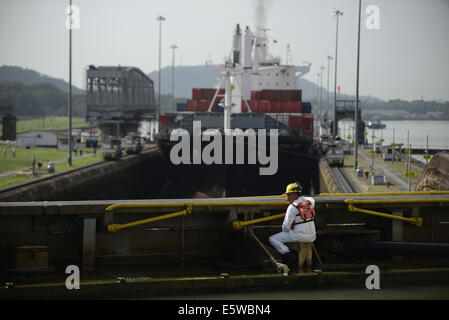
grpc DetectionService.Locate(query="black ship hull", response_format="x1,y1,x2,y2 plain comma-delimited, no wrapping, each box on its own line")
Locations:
156,135,320,197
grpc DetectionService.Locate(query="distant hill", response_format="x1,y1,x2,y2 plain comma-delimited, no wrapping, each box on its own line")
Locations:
0,81,86,117
0,65,84,95
148,64,385,104
0,64,397,118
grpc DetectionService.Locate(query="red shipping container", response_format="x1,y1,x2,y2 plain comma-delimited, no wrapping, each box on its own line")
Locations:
251,91,261,100
208,88,224,100
279,90,290,101
271,90,280,101
302,113,313,120
291,90,302,101
260,90,270,100
299,116,313,129
242,102,248,113
192,89,202,100
209,90,215,99
159,115,169,125
199,89,208,100
270,101,281,113
187,99,198,111
249,100,258,112
291,101,302,113
193,100,198,112
198,99,210,111
288,115,301,128
259,100,270,113
280,101,290,113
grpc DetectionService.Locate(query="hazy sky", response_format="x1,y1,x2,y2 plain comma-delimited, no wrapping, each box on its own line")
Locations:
1,0,448,101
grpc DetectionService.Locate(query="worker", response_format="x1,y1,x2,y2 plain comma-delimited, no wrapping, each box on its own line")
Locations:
31,155,37,175
269,182,316,266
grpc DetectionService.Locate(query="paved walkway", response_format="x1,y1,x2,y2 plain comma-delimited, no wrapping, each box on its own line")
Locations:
358,151,411,191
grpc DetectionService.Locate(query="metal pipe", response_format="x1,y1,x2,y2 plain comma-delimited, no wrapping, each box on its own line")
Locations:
320,191,449,197
248,228,289,276
233,212,286,230
107,207,191,233
347,204,423,226
345,198,449,205
105,200,288,211
231,197,449,230
180,215,184,267
105,192,449,212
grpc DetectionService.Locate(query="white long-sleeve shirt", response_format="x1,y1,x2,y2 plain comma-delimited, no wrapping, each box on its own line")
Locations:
281,196,316,242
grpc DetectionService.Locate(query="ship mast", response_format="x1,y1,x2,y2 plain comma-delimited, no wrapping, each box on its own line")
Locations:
220,24,251,131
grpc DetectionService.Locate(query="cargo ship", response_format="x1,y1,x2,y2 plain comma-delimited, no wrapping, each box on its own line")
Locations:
156,24,320,197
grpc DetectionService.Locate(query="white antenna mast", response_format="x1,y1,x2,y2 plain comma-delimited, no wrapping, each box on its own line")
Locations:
286,44,293,65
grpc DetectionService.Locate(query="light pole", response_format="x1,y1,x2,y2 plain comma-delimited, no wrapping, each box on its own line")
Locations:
170,44,178,112
320,65,325,123
407,130,411,191
156,15,166,133
316,72,321,120
354,0,362,170
332,9,343,138
68,0,73,166
371,127,375,175
326,55,333,119
392,128,396,162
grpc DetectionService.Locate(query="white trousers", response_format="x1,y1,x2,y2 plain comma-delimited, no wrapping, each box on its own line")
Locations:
269,230,315,255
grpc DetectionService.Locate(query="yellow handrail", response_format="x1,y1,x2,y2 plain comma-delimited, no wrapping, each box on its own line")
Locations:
105,200,288,211
231,197,449,230
232,212,286,230
344,198,449,226
345,199,449,205
321,191,449,197
346,204,423,226
105,192,449,211
107,204,193,233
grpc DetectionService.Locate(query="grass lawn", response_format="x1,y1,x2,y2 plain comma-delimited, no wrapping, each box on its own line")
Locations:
0,153,104,189
0,116,88,134
55,153,103,172
0,146,69,173
0,176,32,189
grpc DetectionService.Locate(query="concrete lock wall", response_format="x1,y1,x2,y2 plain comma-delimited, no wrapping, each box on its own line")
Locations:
0,149,175,202
319,159,342,193
0,211,245,268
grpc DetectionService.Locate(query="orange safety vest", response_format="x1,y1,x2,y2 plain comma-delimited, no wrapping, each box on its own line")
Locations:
290,200,316,230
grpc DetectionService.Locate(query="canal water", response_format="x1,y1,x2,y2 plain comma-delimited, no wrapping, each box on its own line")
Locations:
338,120,449,149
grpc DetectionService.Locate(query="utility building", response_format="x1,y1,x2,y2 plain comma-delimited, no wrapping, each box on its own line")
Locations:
1,105,16,141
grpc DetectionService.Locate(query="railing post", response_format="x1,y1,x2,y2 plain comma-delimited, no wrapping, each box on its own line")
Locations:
392,210,403,242
82,217,96,271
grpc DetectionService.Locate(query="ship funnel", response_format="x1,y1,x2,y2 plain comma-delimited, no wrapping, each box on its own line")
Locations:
232,24,242,65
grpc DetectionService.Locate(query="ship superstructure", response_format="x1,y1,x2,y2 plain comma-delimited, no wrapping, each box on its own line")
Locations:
157,23,320,197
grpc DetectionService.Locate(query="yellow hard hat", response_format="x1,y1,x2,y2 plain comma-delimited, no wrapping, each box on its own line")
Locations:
283,182,302,196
